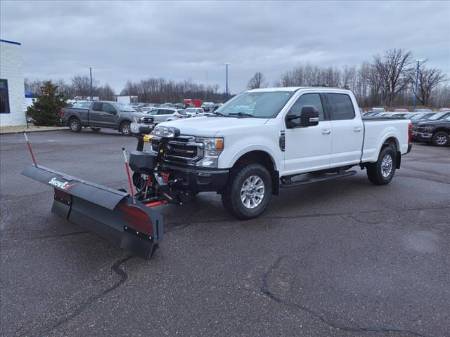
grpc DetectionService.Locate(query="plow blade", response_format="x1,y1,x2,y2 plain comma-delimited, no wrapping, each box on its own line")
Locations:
22,165,163,259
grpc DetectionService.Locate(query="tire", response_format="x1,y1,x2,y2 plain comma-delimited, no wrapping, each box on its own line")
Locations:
69,117,82,132
222,163,272,220
431,131,449,147
119,121,131,136
91,127,101,132
366,145,396,185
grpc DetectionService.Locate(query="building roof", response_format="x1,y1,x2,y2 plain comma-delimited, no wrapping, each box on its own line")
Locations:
0,39,21,46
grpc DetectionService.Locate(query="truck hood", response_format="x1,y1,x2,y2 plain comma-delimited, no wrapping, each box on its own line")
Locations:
159,117,269,137
416,120,450,127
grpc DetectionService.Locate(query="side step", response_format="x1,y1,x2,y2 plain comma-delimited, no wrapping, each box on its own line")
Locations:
280,170,357,188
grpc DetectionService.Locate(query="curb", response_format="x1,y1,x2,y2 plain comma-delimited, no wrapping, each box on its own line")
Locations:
0,127,69,135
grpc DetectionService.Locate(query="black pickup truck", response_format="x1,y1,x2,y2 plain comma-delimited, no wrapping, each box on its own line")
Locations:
413,113,450,146
61,101,153,135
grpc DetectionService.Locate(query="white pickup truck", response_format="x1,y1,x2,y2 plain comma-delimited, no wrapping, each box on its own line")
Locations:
149,87,412,219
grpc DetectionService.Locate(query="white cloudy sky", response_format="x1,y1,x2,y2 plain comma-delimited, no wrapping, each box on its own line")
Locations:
1,1,449,93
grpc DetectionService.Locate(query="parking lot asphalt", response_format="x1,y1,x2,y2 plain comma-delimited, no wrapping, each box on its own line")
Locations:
1,130,449,337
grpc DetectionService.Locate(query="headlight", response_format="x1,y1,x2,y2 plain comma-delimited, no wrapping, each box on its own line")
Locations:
151,125,180,138
195,137,224,168
132,116,141,123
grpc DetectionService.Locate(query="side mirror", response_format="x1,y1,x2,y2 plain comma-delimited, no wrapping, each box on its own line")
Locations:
286,106,319,128
299,106,319,127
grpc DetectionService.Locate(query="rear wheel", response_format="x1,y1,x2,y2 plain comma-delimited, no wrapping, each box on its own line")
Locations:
69,117,82,132
119,121,131,136
222,163,272,219
432,131,449,146
366,145,396,185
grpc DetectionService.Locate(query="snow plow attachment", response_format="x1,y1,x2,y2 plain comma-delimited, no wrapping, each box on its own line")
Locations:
22,165,163,259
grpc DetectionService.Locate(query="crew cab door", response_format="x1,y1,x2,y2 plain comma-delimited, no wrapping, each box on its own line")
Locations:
284,93,332,174
89,102,104,126
324,93,364,167
101,103,118,127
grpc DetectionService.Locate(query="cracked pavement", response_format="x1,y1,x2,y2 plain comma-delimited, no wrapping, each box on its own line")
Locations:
1,130,449,337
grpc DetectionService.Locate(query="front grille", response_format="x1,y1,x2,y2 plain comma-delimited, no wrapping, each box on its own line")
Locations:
152,136,202,164
140,116,154,124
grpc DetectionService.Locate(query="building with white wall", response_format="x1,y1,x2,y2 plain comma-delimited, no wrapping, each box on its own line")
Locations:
0,39,25,126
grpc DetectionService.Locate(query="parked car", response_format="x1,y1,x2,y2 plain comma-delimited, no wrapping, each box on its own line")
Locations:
61,101,148,135
184,107,205,117
201,102,215,112
409,112,436,125
413,114,450,146
146,107,183,124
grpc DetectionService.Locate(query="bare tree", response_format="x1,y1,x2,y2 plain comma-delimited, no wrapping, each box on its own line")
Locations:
373,49,412,107
247,72,267,89
71,75,95,98
97,84,115,101
414,65,447,106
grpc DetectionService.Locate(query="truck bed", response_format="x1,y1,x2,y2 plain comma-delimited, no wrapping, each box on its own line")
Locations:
362,118,410,163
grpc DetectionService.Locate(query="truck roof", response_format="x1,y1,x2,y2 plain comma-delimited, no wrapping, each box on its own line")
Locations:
248,87,352,94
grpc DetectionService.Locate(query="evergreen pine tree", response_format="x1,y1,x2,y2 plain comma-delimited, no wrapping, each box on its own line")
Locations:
27,81,67,126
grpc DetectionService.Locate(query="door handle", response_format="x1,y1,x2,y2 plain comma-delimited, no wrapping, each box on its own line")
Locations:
353,127,362,132
321,129,331,135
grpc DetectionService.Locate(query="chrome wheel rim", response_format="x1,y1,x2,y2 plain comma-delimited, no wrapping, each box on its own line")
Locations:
70,120,79,130
381,154,393,178
436,135,447,145
240,175,265,209
122,124,130,135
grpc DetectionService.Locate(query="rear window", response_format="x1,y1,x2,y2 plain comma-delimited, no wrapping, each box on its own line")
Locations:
326,93,355,120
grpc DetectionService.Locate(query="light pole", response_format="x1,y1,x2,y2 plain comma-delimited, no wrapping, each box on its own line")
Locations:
225,63,230,97
413,59,424,111
89,67,93,101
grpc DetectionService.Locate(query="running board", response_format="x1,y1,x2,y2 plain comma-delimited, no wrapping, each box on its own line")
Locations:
280,170,357,188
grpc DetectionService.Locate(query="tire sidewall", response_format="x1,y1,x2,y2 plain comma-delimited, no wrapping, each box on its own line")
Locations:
432,131,449,147
120,121,131,136
228,164,272,219
376,146,396,183
69,118,81,132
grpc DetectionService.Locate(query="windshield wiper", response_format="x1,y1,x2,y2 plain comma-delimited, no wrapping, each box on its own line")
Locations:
229,112,254,118
209,111,227,117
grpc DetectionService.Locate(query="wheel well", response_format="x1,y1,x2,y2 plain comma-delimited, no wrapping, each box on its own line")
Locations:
433,128,449,135
383,137,401,169
232,151,280,195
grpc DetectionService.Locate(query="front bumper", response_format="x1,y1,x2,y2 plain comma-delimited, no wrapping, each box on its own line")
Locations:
131,122,155,135
412,131,433,142
162,163,229,193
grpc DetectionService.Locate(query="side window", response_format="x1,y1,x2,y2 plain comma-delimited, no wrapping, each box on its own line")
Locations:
91,102,103,111
288,93,324,121
326,93,355,120
0,79,10,114
102,103,116,114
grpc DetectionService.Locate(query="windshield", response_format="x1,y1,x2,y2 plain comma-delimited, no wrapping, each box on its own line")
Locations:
216,91,294,118
116,103,136,112
72,101,90,109
428,112,447,121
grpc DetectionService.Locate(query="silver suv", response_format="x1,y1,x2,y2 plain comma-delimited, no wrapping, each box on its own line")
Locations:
145,107,183,124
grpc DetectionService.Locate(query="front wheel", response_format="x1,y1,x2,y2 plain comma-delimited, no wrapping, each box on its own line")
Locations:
119,121,131,136
432,131,449,146
366,146,396,185
222,163,272,220
69,117,82,132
